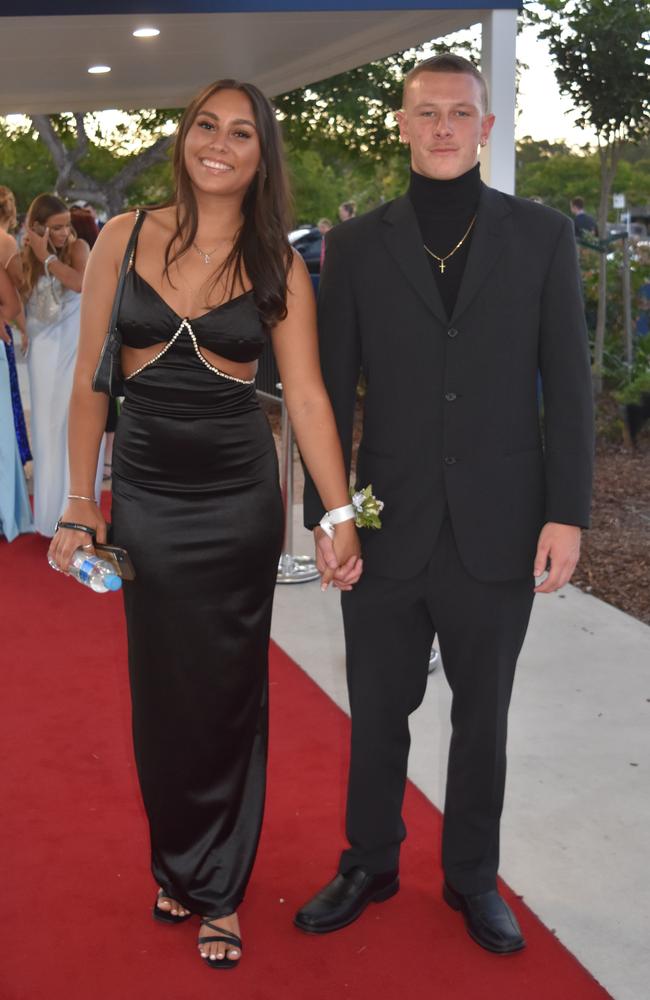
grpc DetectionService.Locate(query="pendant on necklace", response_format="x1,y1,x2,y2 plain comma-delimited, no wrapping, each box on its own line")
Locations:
193,242,216,265
439,260,445,274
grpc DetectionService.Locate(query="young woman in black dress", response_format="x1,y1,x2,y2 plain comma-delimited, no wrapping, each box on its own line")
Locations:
48,80,362,970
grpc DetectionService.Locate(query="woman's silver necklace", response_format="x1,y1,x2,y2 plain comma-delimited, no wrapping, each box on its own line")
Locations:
192,241,221,265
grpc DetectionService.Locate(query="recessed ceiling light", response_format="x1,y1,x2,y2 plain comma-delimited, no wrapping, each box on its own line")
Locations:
88,65,111,74
133,27,160,38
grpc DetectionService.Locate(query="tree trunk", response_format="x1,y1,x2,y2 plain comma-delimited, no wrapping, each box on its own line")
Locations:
592,142,619,395
32,114,173,219
621,235,633,370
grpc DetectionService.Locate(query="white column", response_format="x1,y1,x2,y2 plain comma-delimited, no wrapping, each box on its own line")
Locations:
480,8,518,194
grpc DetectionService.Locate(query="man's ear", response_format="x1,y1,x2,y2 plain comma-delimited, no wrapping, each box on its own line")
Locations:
480,112,496,146
395,109,409,144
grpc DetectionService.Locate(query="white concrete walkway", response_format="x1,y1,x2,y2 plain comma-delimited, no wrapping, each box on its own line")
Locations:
271,507,650,1000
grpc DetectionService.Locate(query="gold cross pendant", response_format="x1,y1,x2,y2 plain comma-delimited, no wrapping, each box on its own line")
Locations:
439,260,445,274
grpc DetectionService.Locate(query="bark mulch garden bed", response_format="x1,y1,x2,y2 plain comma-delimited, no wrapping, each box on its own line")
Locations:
573,428,650,626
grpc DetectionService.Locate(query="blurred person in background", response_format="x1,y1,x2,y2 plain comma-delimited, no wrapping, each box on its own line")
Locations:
0,262,32,541
21,193,102,536
338,200,356,222
70,202,116,479
0,185,31,466
70,203,100,248
318,217,332,269
570,196,597,239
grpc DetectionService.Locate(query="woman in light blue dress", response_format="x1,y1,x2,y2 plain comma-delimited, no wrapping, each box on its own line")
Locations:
0,187,31,464
0,265,32,542
21,194,102,536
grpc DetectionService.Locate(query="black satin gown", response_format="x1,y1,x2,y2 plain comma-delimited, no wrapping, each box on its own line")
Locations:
111,250,284,918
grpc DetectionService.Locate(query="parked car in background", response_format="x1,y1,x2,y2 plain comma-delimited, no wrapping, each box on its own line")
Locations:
289,225,323,274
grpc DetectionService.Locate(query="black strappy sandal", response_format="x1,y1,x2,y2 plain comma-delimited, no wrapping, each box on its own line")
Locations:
198,918,242,970
152,888,192,925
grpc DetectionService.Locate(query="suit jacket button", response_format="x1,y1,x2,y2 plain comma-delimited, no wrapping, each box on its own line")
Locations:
444,392,457,402
444,456,457,465
447,327,459,338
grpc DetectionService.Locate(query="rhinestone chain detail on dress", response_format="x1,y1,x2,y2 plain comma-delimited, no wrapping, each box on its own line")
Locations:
124,318,256,384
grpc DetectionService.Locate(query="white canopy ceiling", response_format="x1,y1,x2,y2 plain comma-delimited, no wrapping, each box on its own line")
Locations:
0,5,514,115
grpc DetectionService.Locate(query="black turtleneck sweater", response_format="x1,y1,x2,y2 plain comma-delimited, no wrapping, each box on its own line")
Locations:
408,163,482,319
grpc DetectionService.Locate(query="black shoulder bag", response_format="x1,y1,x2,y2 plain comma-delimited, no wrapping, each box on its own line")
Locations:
92,209,147,397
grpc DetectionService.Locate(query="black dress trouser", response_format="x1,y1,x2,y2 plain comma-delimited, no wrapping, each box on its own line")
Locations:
338,518,535,896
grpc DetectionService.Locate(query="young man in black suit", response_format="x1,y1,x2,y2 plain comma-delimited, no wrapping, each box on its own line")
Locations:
296,55,594,954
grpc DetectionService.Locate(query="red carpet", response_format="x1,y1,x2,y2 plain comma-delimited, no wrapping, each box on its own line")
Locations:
1,525,611,1000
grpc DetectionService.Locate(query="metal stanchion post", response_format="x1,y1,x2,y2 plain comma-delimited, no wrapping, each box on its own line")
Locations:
276,385,320,584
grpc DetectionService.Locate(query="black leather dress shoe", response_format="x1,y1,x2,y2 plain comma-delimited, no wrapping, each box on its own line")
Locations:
443,882,526,954
294,867,399,934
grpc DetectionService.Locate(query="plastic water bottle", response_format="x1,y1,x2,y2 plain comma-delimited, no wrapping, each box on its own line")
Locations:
48,549,122,593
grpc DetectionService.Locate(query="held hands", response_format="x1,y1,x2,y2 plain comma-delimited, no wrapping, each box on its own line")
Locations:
314,521,363,592
533,522,581,594
47,500,108,574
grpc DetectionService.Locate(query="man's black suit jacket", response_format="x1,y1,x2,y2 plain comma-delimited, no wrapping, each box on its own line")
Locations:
303,184,594,583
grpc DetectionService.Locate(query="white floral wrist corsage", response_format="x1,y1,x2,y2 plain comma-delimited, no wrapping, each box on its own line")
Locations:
350,484,384,531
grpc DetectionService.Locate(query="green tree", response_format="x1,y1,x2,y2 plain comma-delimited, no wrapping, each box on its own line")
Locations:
535,0,650,391
276,36,478,183
0,112,179,215
285,147,343,225
515,141,650,216
30,111,178,217
515,136,572,169
516,140,600,211
0,121,56,211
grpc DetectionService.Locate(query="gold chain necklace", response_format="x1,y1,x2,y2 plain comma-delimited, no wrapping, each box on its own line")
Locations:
423,214,477,274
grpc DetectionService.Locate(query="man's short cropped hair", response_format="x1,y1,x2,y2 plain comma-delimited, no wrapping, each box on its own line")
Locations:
571,197,585,211
402,54,489,113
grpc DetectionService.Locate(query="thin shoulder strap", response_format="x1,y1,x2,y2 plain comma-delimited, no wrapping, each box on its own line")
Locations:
109,209,146,332
125,208,146,272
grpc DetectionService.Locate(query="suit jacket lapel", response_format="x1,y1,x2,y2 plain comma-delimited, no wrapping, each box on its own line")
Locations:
451,184,512,323
381,195,447,325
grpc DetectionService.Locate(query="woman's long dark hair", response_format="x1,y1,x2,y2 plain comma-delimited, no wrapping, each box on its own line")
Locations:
165,79,293,330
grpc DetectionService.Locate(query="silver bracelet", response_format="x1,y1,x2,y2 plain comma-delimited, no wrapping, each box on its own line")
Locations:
319,503,355,539
67,494,97,503
44,253,57,276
